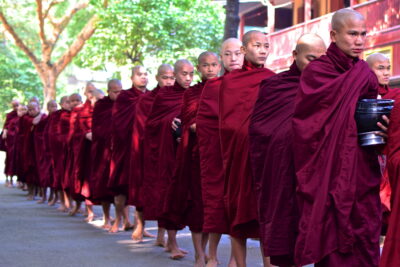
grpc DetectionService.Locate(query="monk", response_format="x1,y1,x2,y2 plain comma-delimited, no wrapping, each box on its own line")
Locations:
163,52,220,267
128,64,175,244
292,9,385,266
142,59,194,260
108,66,147,232
89,79,122,229
2,99,19,187
196,38,244,267
218,30,274,266
47,96,71,210
15,104,29,190
249,34,326,267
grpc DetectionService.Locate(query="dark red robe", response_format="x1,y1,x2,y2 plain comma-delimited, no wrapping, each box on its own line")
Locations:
47,109,69,190
16,115,33,183
128,87,160,208
142,82,186,224
32,114,52,188
108,87,145,196
162,81,205,232
3,111,19,176
380,89,400,267
65,100,93,201
219,60,274,238
196,75,229,234
292,43,381,266
89,96,114,202
22,115,42,186
249,62,300,266
58,110,71,191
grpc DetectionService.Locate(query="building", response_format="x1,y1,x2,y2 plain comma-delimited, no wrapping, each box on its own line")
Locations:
228,0,400,86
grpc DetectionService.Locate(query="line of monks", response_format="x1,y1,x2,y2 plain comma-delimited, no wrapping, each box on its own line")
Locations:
2,8,400,267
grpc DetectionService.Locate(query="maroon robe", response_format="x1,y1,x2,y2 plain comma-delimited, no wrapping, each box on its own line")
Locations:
22,115,42,186
89,96,114,202
47,109,69,190
142,82,185,223
380,89,400,267
65,100,93,201
108,87,145,196
16,115,33,183
249,62,300,266
32,114,52,188
292,43,381,266
162,81,205,232
3,111,19,176
128,87,160,207
196,76,229,234
219,60,274,238
58,110,71,191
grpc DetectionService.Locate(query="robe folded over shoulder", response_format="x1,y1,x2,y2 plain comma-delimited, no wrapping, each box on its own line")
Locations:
128,87,160,207
22,116,42,185
249,62,300,265
65,100,93,201
196,76,229,234
33,114,52,188
16,115,33,183
109,87,145,196
58,110,71,191
380,89,400,267
1,111,18,152
4,111,19,176
142,83,186,223
162,81,205,232
47,109,69,190
292,43,381,266
89,96,114,202
219,60,274,238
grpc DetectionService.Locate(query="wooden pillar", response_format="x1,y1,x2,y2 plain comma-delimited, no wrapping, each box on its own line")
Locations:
304,0,312,21
293,0,304,24
265,1,275,34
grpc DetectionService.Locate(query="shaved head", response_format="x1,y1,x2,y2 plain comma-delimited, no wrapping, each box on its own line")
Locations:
221,38,244,72
69,93,82,109
156,64,175,87
29,96,40,104
17,105,27,117
367,53,391,85
198,51,219,65
241,30,269,66
197,51,220,80
47,100,58,114
242,30,266,47
174,59,193,72
60,96,69,105
27,101,40,117
131,65,148,90
11,99,19,111
331,9,365,32
108,79,122,101
174,59,194,89
60,95,71,111
293,33,327,71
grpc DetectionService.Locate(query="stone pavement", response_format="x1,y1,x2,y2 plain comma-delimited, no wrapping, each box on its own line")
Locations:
0,180,264,267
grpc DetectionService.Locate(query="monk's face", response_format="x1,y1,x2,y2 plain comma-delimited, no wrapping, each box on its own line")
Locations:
28,104,40,117
175,64,194,89
156,70,175,87
69,95,82,109
371,59,391,85
241,33,269,66
17,106,27,117
108,83,122,101
293,46,326,72
331,18,366,58
197,55,221,80
60,100,71,111
11,101,19,111
47,101,58,114
131,67,148,89
221,42,244,72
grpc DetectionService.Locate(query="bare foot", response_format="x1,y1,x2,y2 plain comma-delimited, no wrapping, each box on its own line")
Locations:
57,206,69,212
37,199,45,204
48,199,57,206
85,214,95,222
169,248,185,260
165,246,188,254
109,222,120,233
206,259,219,267
131,232,143,243
27,195,34,201
144,230,156,238
123,223,134,231
102,222,112,230
154,240,165,247
194,256,206,267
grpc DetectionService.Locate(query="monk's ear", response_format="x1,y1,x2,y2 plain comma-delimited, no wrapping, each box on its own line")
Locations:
240,45,247,55
292,50,298,61
330,30,337,43
196,65,201,72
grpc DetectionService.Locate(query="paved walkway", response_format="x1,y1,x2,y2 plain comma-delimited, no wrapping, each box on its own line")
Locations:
0,180,263,267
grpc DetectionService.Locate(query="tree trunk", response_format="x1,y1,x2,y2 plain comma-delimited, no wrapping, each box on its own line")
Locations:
37,67,57,107
223,0,240,40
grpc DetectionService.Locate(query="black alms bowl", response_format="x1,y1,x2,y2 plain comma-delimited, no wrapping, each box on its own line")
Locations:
355,99,394,146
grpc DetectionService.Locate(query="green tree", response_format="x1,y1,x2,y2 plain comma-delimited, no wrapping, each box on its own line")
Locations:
76,0,224,69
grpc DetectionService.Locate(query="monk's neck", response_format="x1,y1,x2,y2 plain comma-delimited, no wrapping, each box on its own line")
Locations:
134,86,146,92
243,59,263,70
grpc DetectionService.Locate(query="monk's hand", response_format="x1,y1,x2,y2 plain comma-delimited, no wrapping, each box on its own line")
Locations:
2,129,7,139
86,132,93,141
172,118,181,131
190,123,196,133
375,115,390,138
176,137,181,143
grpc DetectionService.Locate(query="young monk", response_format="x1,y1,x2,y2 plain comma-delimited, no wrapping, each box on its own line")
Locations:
89,79,122,229
128,64,175,244
218,30,274,267
196,38,244,267
142,59,194,260
108,66,148,233
163,52,220,267
292,9,386,266
249,34,326,267
44,100,58,205
2,99,20,187
15,104,29,190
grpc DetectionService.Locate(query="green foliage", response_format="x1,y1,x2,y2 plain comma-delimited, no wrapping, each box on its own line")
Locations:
76,0,224,69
